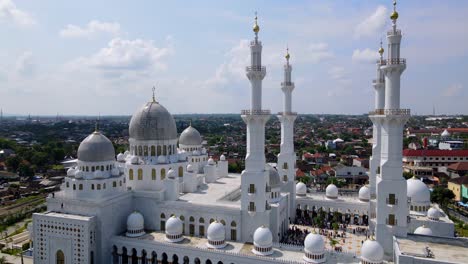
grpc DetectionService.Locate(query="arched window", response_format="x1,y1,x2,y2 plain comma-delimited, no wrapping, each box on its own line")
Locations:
151,146,156,156
152,169,156,180
180,215,185,234
79,184,83,190
220,220,226,225
113,181,117,187
160,213,166,231
144,146,148,156
231,221,237,240
178,166,183,177
97,184,101,190
103,183,106,189
283,162,288,169
129,169,134,180
138,146,143,156
73,184,76,190
56,250,65,264
157,145,162,156
210,218,214,224
66,182,69,188
283,175,288,182
101,165,104,171
161,169,166,180
91,184,95,190
163,145,167,155
91,166,95,172
138,168,143,180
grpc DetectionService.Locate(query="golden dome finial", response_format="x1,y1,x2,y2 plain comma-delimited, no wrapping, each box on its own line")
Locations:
285,46,290,60
253,12,260,33
378,40,384,55
390,0,399,20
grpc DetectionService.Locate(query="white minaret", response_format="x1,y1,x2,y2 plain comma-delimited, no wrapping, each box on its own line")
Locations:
371,0,410,256
240,14,271,243
368,42,386,227
277,48,297,222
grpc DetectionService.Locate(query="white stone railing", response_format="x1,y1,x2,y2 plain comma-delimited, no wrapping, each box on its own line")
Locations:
381,58,406,65
246,66,266,72
241,109,271,115
369,109,410,116
277,111,297,116
387,29,402,36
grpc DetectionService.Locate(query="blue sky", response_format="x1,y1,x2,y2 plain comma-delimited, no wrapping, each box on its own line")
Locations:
0,0,467,115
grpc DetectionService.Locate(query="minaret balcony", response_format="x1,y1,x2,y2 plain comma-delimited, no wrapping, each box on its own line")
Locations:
372,79,385,84
387,29,402,36
246,66,266,72
281,81,294,86
369,108,410,116
381,58,406,65
241,109,271,116
277,111,297,116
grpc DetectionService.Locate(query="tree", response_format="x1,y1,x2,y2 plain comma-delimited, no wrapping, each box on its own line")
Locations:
5,156,21,172
430,186,455,208
18,163,34,178
403,171,414,180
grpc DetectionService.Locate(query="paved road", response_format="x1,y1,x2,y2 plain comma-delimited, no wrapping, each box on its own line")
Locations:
447,208,468,223
0,252,33,264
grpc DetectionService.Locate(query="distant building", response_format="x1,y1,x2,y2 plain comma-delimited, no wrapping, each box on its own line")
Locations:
448,176,468,202
447,162,468,178
403,149,468,173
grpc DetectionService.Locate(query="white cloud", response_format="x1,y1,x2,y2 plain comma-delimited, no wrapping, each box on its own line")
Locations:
305,42,334,63
328,66,346,80
442,84,463,97
0,0,35,26
60,20,120,38
355,6,387,38
352,48,378,63
70,38,173,77
15,51,35,77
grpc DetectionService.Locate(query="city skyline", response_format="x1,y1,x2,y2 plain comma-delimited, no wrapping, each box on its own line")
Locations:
0,0,467,116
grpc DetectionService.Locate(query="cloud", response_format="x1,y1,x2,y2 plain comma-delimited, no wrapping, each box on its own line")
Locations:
328,66,346,80
352,48,378,63
69,38,173,77
442,84,463,97
305,42,334,63
60,20,120,38
355,6,387,38
15,51,35,77
0,0,35,26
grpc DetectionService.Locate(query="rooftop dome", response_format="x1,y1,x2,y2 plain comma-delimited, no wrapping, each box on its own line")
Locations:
427,207,441,220
77,131,115,162
253,226,273,256
267,166,281,189
296,182,307,196
326,184,338,199
74,170,83,179
129,101,177,141
67,168,76,176
126,211,145,237
407,177,430,205
165,216,183,243
304,233,325,254
117,153,125,162
358,185,370,202
167,169,176,179
361,239,384,264
179,125,202,146
414,225,433,236
220,154,226,161
207,158,215,165
130,156,139,164
207,221,226,249
186,164,194,172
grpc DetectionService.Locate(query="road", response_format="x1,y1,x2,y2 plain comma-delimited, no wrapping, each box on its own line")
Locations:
447,208,468,223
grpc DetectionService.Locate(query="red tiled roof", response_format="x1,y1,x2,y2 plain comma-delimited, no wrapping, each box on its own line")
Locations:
296,169,305,177
403,149,468,157
448,176,468,185
447,162,468,171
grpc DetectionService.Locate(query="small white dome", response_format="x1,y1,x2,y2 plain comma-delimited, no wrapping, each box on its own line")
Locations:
94,170,104,179
407,177,430,205
326,184,338,199
179,125,202,146
123,150,130,156
117,153,125,162
253,226,273,248
187,164,194,172
130,156,139,164
74,170,83,179
165,216,183,243
304,233,325,254
414,225,433,236
167,169,176,178
67,168,76,176
201,148,207,154
111,167,120,176
427,207,441,220
296,182,307,196
208,158,215,165
358,185,370,202
207,221,225,242
126,211,145,237
220,154,226,161
361,239,384,264
157,155,166,164
192,150,201,156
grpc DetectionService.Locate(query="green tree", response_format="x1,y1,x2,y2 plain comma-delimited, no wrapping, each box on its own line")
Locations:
403,171,414,180
18,163,35,178
5,156,21,172
430,186,455,208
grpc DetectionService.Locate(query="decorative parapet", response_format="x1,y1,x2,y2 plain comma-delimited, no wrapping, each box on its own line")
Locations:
241,109,271,115
369,109,410,116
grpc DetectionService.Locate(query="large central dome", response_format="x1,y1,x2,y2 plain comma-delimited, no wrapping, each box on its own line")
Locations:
129,101,177,141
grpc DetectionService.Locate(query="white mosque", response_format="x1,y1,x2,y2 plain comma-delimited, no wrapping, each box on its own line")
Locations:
32,2,467,264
